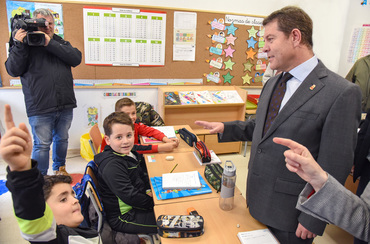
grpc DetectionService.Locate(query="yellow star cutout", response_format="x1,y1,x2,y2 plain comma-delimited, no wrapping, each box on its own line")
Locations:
246,48,256,60
242,73,253,85
248,26,258,38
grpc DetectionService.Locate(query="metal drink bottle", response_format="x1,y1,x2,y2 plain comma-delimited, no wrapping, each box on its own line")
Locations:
219,160,236,211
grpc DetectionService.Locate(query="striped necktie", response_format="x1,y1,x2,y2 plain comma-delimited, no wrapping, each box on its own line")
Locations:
263,72,293,136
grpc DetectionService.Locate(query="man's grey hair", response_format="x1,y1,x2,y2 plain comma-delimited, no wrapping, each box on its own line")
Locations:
33,8,54,20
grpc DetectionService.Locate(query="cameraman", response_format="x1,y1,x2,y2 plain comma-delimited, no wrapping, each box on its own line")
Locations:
5,8,81,176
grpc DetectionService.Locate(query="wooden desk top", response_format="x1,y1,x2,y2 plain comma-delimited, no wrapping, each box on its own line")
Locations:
144,151,241,205
154,194,266,243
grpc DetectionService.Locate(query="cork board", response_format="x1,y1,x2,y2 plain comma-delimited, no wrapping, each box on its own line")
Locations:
0,1,267,87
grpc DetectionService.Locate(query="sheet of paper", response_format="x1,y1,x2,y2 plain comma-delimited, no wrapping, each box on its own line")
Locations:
162,171,201,190
237,229,278,244
173,11,197,61
151,126,177,138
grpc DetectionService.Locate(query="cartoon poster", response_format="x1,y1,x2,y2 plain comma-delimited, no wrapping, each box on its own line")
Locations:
6,0,64,38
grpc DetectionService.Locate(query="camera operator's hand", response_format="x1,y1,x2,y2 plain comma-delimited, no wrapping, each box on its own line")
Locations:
14,29,27,43
33,31,51,46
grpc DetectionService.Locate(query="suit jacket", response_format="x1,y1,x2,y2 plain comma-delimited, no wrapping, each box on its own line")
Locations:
297,175,370,242
220,60,362,234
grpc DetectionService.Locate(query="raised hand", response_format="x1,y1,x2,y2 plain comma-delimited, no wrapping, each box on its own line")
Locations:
0,105,32,171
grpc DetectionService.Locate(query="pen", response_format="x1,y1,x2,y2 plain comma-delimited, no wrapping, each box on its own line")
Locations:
170,163,178,173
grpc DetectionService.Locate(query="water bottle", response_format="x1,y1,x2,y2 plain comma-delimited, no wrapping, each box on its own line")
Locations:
219,160,236,211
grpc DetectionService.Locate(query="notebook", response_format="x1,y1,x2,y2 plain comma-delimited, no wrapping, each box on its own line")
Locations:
162,171,201,190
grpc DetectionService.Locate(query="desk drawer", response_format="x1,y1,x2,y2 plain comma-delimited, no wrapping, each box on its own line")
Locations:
204,134,240,154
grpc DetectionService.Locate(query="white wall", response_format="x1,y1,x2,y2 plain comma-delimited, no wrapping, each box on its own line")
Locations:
1,0,369,150
0,88,158,149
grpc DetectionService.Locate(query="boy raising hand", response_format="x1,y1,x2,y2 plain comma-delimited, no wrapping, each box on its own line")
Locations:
1,104,100,243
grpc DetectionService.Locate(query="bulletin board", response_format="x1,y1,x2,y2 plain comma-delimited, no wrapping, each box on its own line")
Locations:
0,1,267,87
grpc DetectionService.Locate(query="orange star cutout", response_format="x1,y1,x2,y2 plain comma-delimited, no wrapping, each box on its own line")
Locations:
246,48,256,60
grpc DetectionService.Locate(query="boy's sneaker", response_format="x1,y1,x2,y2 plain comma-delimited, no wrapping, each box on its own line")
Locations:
54,166,70,176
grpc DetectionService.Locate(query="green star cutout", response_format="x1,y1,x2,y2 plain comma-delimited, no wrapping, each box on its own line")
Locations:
243,60,254,72
242,73,253,85
248,26,258,38
224,58,235,70
223,71,234,84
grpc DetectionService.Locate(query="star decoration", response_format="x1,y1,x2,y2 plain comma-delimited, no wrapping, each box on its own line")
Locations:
226,23,238,35
246,48,256,60
226,34,237,46
224,45,236,58
242,73,253,85
224,58,235,70
247,37,257,49
243,60,254,72
248,26,258,38
223,71,234,84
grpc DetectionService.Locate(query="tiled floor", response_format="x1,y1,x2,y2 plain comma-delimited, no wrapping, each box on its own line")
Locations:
0,146,354,243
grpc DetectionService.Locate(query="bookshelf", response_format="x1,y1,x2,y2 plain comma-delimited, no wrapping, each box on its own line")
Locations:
157,86,247,154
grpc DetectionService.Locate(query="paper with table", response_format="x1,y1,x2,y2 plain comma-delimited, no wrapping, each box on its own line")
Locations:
150,171,212,200
141,126,177,143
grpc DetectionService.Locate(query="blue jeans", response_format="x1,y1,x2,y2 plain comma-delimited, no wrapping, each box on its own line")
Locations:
28,109,73,175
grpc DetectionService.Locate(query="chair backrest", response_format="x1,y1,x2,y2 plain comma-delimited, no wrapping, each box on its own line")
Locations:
85,161,99,187
86,181,103,232
73,160,104,232
89,124,103,155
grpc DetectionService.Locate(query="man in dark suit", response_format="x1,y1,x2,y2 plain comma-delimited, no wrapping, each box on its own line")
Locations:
196,6,362,244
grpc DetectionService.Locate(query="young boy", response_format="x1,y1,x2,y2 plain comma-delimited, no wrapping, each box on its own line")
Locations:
1,104,100,243
94,112,157,234
115,98,179,154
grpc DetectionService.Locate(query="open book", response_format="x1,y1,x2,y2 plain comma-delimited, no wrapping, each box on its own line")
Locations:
141,126,177,143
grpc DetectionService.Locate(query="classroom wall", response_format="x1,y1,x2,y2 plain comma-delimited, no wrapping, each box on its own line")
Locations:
0,0,369,151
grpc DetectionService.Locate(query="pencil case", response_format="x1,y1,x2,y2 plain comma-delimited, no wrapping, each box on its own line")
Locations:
178,127,197,147
156,215,204,238
204,163,223,192
194,141,211,163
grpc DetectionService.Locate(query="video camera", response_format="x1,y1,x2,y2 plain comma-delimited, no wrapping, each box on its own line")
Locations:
10,13,49,46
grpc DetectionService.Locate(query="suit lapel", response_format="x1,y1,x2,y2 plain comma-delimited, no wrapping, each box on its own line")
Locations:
261,61,328,141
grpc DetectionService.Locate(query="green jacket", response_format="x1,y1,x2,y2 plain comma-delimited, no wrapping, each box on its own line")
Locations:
346,55,370,112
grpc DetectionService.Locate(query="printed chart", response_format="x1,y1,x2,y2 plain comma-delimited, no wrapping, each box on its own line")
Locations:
83,7,166,66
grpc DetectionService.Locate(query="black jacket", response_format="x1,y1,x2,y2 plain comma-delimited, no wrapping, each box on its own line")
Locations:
5,34,81,117
94,146,153,221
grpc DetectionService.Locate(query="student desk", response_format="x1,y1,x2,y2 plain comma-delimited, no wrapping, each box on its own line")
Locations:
154,194,266,243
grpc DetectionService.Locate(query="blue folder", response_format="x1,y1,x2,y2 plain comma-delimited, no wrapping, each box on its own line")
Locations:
150,172,212,200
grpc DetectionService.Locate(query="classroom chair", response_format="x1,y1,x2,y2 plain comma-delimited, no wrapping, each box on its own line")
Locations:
88,124,104,155
135,101,165,126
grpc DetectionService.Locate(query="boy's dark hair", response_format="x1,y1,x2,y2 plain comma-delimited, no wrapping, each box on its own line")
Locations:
263,6,313,49
103,112,134,136
43,175,72,201
115,98,135,112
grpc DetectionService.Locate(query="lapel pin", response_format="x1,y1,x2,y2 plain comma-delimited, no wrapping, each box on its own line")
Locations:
310,84,316,90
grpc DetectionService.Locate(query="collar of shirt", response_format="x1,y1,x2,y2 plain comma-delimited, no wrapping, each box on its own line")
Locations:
280,55,319,110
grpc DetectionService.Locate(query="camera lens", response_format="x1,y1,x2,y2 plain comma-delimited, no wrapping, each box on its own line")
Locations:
27,32,45,46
